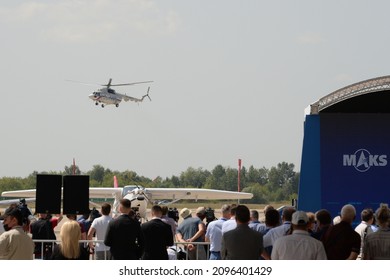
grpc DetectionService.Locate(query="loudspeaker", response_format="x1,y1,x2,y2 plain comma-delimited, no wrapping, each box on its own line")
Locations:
63,175,90,214
35,174,62,214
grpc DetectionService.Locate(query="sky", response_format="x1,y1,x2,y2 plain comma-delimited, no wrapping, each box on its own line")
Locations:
1,0,390,179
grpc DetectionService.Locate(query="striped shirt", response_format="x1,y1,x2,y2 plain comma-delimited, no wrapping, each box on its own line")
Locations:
363,227,390,260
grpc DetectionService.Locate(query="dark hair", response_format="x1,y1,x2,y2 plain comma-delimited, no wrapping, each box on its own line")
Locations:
376,203,390,225
230,204,238,216
235,205,250,223
250,210,259,220
315,209,332,225
101,203,111,216
161,206,169,215
151,205,162,213
265,209,280,227
66,214,77,220
3,207,23,225
120,199,131,209
282,207,296,222
361,208,374,222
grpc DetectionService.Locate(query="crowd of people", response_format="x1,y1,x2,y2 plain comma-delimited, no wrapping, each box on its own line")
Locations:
1,199,390,260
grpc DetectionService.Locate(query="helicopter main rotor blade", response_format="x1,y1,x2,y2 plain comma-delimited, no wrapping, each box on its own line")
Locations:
66,80,101,87
109,81,154,87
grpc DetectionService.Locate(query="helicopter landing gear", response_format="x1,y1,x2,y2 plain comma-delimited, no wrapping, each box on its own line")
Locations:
115,104,119,107
95,102,99,106
101,104,105,108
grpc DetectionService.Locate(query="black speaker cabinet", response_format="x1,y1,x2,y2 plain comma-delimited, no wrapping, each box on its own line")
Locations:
62,175,90,214
35,174,62,214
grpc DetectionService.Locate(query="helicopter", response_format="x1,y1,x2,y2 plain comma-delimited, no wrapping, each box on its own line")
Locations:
70,78,153,108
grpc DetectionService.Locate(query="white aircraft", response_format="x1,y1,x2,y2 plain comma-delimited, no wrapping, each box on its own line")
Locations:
1,185,253,221
69,78,153,108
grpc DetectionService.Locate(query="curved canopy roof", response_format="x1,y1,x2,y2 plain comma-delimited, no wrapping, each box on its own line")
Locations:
309,75,390,114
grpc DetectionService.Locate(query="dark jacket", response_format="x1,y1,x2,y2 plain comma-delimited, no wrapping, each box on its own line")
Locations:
221,223,264,260
141,218,173,260
30,218,56,259
104,214,144,260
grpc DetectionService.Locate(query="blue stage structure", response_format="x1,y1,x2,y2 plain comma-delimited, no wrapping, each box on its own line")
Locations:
298,76,390,221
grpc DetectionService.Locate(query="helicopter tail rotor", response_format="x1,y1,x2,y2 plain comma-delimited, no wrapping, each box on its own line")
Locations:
146,87,152,101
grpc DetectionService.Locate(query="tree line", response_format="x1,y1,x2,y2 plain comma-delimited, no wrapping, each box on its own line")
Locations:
0,162,299,203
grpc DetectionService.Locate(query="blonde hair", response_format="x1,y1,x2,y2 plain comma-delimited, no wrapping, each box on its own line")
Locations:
60,220,81,259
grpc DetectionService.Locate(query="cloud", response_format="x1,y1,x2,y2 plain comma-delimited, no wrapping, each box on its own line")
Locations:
0,0,181,43
296,33,325,45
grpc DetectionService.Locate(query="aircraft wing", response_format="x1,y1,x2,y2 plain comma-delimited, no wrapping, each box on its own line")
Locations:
0,197,36,206
2,189,37,198
88,188,122,198
1,188,122,199
144,188,253,201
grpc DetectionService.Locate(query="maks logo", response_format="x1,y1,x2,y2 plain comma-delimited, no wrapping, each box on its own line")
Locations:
343,149,387,172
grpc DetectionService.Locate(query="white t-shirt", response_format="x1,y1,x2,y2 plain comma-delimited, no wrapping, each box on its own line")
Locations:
90,215,113,251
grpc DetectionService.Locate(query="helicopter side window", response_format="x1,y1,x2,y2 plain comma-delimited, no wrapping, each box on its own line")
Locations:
108,88,115,94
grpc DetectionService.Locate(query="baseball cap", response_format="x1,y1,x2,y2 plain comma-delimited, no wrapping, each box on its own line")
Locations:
292,211,308,225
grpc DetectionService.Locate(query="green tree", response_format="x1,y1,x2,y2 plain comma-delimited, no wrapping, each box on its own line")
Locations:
205,165,226,190
63,164,81,175
242,183,270,204
88,165,106,184
267,162,297,200
180,167,210,188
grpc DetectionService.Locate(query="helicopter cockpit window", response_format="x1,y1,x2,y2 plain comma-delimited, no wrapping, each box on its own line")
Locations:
108,88,115,94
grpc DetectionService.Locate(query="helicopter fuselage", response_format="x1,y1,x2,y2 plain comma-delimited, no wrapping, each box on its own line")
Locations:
89,88,122,107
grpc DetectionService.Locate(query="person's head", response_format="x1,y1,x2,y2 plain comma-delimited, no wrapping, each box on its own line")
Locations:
235,205,250,224
119,199,131,214
221,204,231,219
38,213,48,219
230,204,238,217
101,203,111,216
315,209,332,228
291,211,309,231
340,204,356,224
66,214,77,220
89,207,101,221
151,205,163,218
161,206,169,216
60,220,81,259
282,207,296,222
265,209,280,228
250,210,259,222
361,208,374,225
180,208,192,219
196,207,206,220
1,207,23,231
375,203,390,227
263,205,274,214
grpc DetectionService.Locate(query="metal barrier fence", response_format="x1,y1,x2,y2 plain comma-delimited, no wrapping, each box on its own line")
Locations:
32,240,210,260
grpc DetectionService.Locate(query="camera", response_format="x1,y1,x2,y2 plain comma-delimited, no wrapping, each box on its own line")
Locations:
205,207,216,223
167,207,179,222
